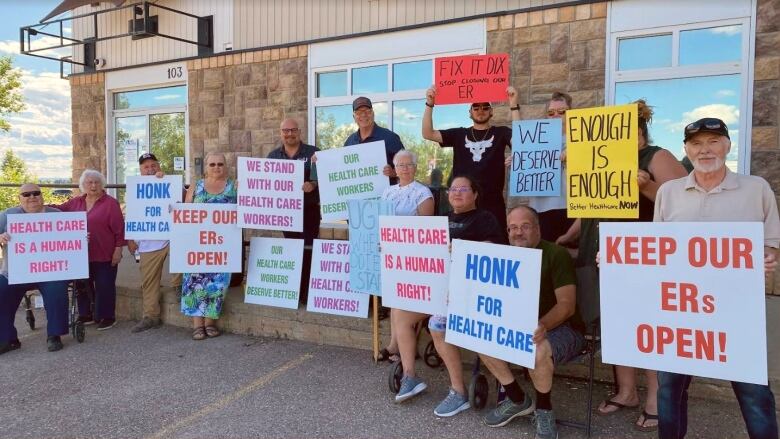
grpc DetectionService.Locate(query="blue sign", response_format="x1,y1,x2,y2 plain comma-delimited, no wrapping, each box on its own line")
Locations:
347,199,395,296
509,119,563,197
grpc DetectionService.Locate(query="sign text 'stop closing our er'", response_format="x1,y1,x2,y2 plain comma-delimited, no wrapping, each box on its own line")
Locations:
434,53,509,105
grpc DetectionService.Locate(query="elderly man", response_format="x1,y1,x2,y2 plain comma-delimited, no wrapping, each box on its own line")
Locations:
267,118,320,245
422,86,520,241
477,205,584,439
344,96,404,185
127,153,169,333
654,118,780,439
0,184,70,353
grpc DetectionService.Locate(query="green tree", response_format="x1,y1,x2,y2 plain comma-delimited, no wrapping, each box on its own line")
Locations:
0,56,25,132
0,149,68,211
150,112,185,175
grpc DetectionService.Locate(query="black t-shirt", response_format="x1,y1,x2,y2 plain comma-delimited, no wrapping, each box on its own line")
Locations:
448,209,504,244
439,126,512,203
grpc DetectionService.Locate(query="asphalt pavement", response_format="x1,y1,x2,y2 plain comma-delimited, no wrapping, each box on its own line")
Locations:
1,308,771,439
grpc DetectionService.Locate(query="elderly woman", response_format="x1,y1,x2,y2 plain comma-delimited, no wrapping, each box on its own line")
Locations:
379,150,434,362
181,152,237,340
394,174,504,416
55,169,125,330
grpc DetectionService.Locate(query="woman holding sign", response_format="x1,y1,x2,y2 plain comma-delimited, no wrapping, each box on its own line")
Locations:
558,101,687,431
380,150,434,362
181,152,237,340
54,170,125,331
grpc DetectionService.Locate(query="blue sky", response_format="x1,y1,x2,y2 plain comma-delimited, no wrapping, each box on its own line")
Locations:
0,1,72,180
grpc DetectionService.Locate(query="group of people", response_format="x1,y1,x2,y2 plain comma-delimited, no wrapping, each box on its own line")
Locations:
0,86,777,439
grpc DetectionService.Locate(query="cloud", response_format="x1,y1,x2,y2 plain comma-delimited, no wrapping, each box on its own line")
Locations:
708,25,741,36
665,104,739,132
154,94,184,101
715,89,736,98
0,36,72,59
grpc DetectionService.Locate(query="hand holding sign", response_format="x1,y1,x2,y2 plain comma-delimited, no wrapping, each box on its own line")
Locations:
434,54,510,105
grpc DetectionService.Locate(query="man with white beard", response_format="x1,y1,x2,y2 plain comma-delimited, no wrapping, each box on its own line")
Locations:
654,117,780,439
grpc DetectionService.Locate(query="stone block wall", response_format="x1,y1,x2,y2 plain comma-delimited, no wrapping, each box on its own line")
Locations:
69,73,107,186
486,2,606,125
186,46,309,178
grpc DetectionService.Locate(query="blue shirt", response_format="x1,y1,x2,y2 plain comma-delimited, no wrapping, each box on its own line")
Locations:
344,123,405,184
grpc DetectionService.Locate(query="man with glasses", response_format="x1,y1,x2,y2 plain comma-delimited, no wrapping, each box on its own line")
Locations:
654,117,780,439
127,153,172,333
477,205,584,439
0,184,70,353
267,118,321,245
422,86,521,241
344,96,405,185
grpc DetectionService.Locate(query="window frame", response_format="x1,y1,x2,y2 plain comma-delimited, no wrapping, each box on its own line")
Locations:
605,16,755,174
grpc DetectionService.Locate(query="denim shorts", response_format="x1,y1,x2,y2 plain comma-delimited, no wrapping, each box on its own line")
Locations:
428,314,447,333
546,323,585,366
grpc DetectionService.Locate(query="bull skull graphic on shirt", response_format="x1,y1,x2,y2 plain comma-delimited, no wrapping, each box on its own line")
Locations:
464,136,494,162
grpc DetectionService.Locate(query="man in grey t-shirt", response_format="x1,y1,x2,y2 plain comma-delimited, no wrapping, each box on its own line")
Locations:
0,183,70,354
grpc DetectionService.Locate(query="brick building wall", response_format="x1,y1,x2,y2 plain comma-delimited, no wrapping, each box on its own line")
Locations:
69,73,107,185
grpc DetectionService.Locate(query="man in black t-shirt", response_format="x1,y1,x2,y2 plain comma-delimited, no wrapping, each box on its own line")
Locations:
422,86,520,235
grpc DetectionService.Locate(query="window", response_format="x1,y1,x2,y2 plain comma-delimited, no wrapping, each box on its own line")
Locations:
608,18,751,173
311,58,471,184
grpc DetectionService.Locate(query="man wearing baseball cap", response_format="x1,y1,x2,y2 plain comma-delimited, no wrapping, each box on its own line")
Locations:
654,117,780,439
343,96,405,184
128,153,169,333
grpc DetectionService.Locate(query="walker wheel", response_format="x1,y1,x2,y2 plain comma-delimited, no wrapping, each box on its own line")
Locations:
26,309,36,330
75,322,85,343
423,341,442,368
388,360,403,393
469,373,489,410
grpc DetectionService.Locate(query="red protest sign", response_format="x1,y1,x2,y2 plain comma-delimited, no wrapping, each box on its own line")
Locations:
434,53,509,105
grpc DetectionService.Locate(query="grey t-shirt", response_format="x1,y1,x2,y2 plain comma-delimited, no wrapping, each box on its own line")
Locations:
0,206,61,277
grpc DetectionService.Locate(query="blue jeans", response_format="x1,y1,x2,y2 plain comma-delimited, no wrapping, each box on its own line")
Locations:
78,261,117,322
0,275,69,343
658,371,778,439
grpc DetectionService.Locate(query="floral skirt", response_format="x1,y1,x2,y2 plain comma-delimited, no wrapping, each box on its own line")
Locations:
180,272,229,319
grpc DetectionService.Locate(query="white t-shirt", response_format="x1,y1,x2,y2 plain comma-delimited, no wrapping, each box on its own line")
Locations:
138,240,169,253
381,181,433,216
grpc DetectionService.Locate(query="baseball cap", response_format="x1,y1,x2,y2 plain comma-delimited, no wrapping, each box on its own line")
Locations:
684,118,730,142
352,96,373,111
138,152,158,165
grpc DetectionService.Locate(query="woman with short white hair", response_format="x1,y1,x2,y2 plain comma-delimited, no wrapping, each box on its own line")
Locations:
54,169,125,330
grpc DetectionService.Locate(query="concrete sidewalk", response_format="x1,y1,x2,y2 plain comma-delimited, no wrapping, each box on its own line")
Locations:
2,308,774,439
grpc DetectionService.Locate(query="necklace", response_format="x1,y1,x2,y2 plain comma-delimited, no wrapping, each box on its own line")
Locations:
470,126,491,142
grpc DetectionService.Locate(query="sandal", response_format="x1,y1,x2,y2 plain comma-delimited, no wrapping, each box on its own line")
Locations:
376,348,399,362
192,327,206,341
634,410,659,432
597,399,639,415
205,325,221,338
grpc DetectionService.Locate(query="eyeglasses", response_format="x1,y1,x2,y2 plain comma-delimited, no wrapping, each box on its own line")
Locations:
471,104,492,111
354,108,373,116
546,108,567,116
208,162,225,167
20,191,42,198
447,186,472,194
508,223,535,233
281,128,299,134
395,163,415,169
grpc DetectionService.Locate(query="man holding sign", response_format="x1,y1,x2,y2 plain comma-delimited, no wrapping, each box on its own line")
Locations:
423,85,520,239
476,206,583,439
654,118,780,439
344,97,404,185
0,184,70,353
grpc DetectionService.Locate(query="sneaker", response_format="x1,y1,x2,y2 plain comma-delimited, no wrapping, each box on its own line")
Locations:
533,409,558,439
484,394,535,427
395,375,427,403
131,317,161,333
47,336,63,352
77,315,95,326
0,339,21,355
96,319,116,331
433,388,470,417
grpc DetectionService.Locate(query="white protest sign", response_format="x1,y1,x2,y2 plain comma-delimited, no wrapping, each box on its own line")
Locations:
600,222,767,385
379,216,450,315
244,237,304,309
124,175,183,240
307,239,368,318
316,141,389,222
446,239,542,368
169,203,242,273
237,157,304,232
7,212,88,284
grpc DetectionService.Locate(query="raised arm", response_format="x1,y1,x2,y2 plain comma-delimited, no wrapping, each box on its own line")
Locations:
422,86,444,144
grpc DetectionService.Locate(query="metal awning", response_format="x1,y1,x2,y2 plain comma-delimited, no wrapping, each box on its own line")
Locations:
40,0,126,23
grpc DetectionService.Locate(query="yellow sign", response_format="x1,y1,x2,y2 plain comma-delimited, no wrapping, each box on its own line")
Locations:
566,104,639,219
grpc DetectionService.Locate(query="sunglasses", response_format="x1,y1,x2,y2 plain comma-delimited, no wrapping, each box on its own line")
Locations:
685,118,726,134
208,162,225,167
281,128,299,134
547,108,567,116
20,191,42,198
471,104,492,111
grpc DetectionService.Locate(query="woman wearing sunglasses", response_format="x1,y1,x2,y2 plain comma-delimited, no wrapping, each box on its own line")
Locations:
181,152,237,340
